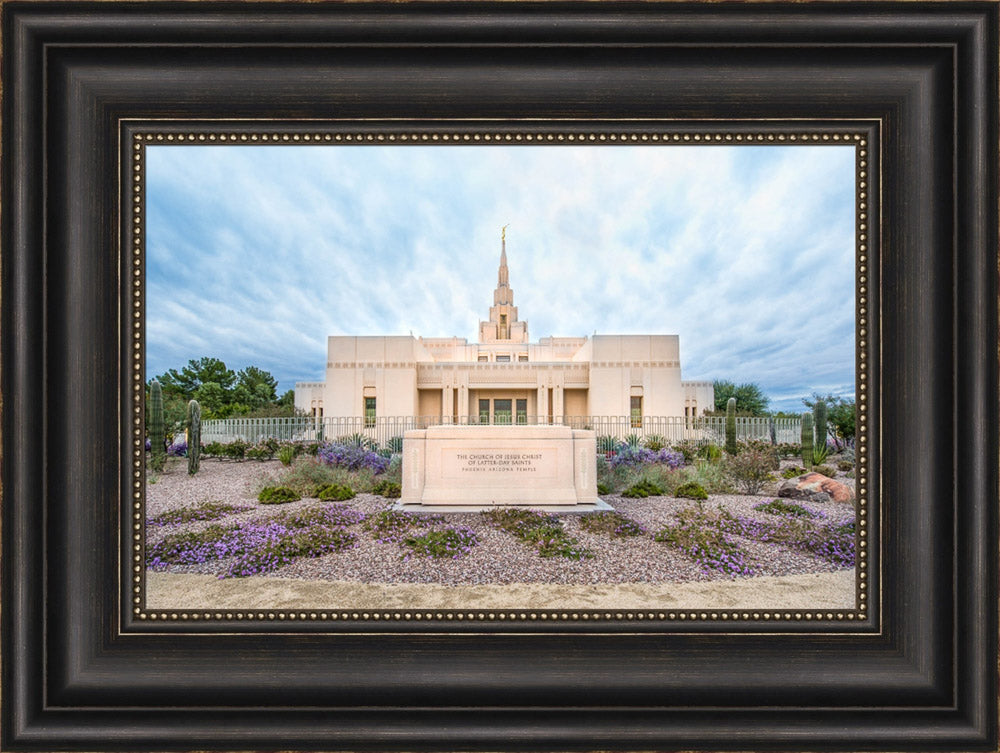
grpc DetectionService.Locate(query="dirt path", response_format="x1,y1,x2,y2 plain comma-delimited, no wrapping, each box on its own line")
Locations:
146,569,855,610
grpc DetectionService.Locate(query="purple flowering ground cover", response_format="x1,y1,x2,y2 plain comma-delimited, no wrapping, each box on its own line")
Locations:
145,457,857,587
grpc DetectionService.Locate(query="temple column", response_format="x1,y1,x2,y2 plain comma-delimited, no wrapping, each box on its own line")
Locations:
537,385,548,425
441,386,453,424
554,385,564,424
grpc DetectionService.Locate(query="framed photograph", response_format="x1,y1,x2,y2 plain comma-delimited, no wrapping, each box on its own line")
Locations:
3,3,996,752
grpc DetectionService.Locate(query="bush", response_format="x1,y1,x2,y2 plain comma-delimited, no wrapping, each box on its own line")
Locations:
837,460,854,472
724,449,776,495
335,432,378,450
610,446,684,470
776,442,802,458
315,483,355,501
246,444,275,461
813,465,836,478
597,435,623,454
674,481,708,500
596,482,610,495
363,509,422,543
167,440,187,457
675,459,734,494
222,440,247,460
277,445,296,466
622,479,666,498
258,486,301,504
483,508,591,560
402,526,478,559
753,499,818,518
278,455,379,495
578,511,646,537
698,443,723,461
654,506,753,576
670,440,701,464
318,442,389,474
781,466,805,479
226,524,357,578
372,480,402,498
642,434,668,451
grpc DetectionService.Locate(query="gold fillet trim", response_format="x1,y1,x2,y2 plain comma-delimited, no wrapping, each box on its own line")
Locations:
129,125,871,629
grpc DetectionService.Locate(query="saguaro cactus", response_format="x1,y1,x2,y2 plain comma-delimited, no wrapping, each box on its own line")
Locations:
149,379,165,472
187,399,201,475
801,412,814,470
725,397,738,455
813,399,828,453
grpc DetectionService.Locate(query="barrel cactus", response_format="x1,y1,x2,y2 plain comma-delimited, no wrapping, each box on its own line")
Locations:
149,379,165,472
187,399,201,475
813,399,828,452
725,397,738,455
800,412,814,470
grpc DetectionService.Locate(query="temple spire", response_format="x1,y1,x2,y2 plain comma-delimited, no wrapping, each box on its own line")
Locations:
479,226,528,343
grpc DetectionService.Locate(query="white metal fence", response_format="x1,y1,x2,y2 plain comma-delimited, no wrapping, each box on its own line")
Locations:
201,415,801,450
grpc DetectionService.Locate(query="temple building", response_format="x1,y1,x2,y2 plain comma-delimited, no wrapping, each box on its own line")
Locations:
296,231,713,425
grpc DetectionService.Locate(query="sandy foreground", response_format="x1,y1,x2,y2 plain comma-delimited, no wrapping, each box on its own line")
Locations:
147,569,855,610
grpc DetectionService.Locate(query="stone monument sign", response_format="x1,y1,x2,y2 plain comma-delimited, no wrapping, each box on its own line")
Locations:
399,424,600,508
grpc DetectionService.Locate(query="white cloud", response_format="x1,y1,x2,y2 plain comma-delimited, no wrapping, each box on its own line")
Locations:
145,143,856,412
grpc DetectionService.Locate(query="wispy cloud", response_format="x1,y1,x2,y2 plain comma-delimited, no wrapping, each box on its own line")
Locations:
146,143,855,412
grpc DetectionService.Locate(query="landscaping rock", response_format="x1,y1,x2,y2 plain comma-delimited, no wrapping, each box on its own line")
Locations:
778,472,854,504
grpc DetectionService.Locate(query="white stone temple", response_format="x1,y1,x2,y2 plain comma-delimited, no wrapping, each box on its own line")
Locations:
296,231,713,424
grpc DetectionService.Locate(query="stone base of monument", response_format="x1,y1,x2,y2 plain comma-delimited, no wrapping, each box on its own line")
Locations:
399,424,602,509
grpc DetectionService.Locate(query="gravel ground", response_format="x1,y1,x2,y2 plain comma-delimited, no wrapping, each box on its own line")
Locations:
145,457,857,587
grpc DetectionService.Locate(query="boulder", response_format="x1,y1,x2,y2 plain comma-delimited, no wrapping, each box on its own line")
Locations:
778,472,854,504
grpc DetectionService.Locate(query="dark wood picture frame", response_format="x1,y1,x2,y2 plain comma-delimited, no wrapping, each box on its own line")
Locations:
3,2,997,751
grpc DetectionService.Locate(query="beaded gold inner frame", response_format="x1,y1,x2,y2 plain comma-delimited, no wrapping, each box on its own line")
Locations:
126,121,876,630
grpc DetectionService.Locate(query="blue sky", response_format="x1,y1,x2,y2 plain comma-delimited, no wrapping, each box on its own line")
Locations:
145,143,856,413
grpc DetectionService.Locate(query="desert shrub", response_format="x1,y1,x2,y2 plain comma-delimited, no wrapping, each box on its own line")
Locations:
753,499,818,518
597,435,623,454
654,506,753,576
723,514,855,567
318,442,389,474
622,479,666,498
670,460,733,495
279,455,378,495
316,483,356,502
335,432,378,450
483,508,591,560
222,440,247,460
226,524,357,578
642,434,668,451
596,482,610,495
363,509,422,543
146,500,251,527
813,465,836,478
146,523,245,568
402,526,478,559
724,449,776,495
167,440,187,457
383,436,404,454
610,446,684,470
838,447,855,463
258,486,301,504
670,440,701,464
776,442,802,458
277,445,296,466
246,444,275,461
674,481,708,500
202,441,225,457
812,444,831,466
578,511,646,537
372,480,402,498
837,460,854,472
781,466,805,479
698,443,723,461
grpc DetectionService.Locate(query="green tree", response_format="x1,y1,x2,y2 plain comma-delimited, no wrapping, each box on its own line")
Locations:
803,393,855,443
236,366,278,403
158,357,236,401
712,380,770,416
